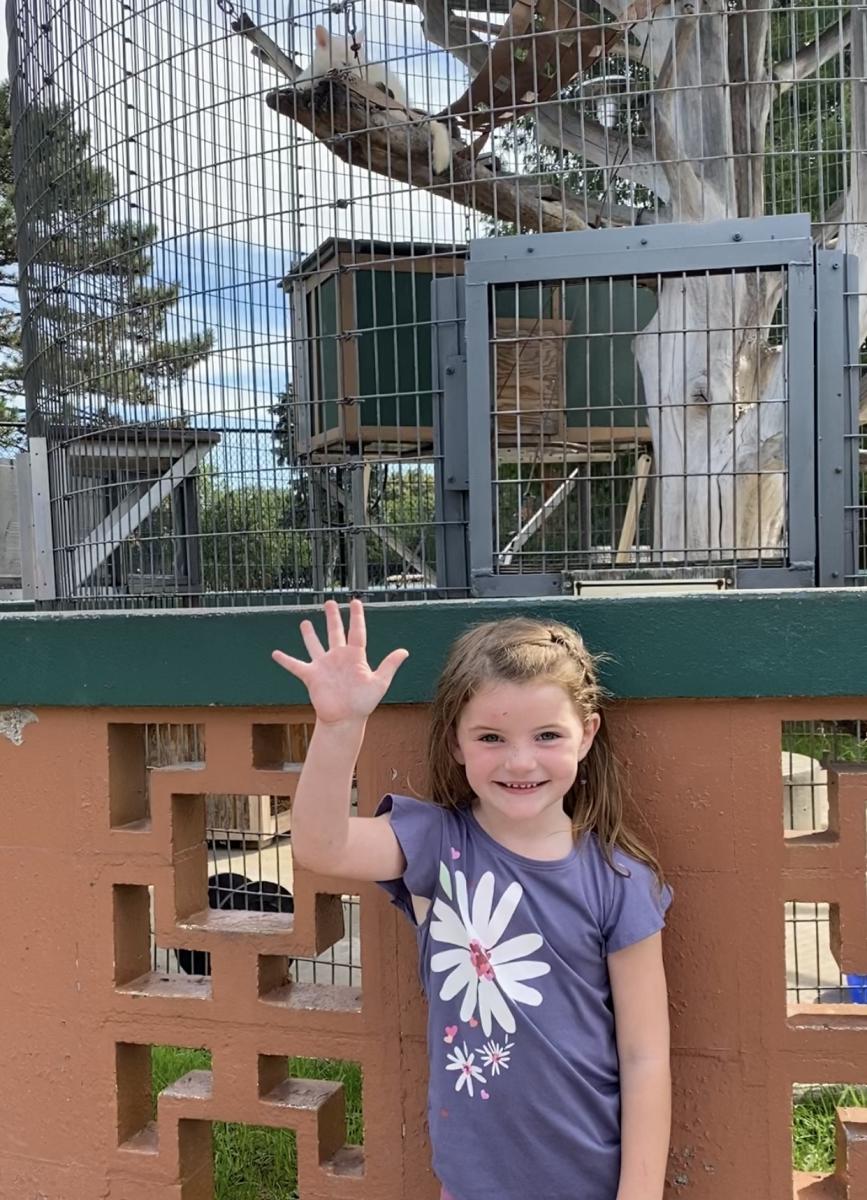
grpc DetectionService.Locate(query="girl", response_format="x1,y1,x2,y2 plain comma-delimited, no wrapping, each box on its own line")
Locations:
273,599,672,1200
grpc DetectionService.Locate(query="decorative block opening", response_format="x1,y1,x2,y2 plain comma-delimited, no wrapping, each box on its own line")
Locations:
206,793,293,848
113,883,211,998
109,724,206,830
782,719,867,834
153,1045,213,1119
792,1082,867,1194
109,725,148,830
786,901,866,1006
252,720,313,771
293,893,362,988
258,1053,364,1172
258,891,362,1011
147,723,205,769
116,1043,212,1152
173,793,296,942
109,722,204,830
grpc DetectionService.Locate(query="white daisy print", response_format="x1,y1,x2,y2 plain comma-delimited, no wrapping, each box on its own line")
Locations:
479,1039,513,1076
445,1042,487,1097
430,867,551,1036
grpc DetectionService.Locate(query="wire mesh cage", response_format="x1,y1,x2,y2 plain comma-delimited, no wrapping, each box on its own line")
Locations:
4,0,867,604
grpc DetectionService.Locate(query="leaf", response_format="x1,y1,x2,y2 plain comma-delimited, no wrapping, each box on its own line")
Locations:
439,861,453,899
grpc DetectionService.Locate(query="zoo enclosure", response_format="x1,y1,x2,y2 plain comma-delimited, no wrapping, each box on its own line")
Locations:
4,1,867,606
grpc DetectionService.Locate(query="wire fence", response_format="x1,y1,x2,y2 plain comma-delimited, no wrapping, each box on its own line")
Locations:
3,0,866,604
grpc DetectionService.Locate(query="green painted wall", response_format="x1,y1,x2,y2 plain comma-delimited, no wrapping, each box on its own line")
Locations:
1,591,866,706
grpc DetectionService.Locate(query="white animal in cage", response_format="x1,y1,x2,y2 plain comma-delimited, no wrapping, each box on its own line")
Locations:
295,25,452,175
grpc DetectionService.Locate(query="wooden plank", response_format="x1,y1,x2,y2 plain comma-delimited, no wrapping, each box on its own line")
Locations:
615,452,653,565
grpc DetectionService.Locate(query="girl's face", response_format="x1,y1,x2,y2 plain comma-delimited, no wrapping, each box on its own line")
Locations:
452,679,600,831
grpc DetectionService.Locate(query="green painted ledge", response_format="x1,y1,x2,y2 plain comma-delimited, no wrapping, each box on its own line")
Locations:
0,590,865,706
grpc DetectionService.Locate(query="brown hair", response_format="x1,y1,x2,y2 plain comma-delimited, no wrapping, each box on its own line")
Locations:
427,616,666,887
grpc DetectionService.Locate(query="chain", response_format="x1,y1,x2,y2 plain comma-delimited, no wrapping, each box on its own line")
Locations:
216,0,238,19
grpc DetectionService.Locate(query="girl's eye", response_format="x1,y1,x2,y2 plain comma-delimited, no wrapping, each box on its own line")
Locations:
479,733,501,743
537,731,561,741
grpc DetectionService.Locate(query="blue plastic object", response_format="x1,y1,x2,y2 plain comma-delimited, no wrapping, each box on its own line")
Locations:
845,973,867,1003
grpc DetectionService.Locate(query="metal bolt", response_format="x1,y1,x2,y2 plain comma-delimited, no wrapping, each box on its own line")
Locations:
445,366,455,376
640,237,648,245
526,246,535,253
835,466,843,474
832,261,840,270
447,475,455,483
732,232,742,242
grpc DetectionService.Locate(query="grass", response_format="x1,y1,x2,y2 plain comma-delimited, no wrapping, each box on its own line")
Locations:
151,1046,363,1200
792,1086,867,1172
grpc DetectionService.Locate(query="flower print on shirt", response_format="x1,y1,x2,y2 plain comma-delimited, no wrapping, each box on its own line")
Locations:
430,865,551,1036
479,1039,513,1076
445,1042,486,1097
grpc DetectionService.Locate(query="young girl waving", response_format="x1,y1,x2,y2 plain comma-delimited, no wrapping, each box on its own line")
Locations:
273,599,673,1200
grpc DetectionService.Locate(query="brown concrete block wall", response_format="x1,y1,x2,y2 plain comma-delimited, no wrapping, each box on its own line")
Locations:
1,699,866,1198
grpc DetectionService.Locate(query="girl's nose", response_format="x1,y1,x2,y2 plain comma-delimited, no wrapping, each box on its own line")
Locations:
506,744,536,771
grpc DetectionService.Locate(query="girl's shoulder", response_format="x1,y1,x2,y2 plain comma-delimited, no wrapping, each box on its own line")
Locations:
375,794,464,919
579,832,673,953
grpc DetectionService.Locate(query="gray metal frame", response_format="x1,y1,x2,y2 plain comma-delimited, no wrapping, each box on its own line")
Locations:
460,214,821,596
814,252,861,587
432,277,470,596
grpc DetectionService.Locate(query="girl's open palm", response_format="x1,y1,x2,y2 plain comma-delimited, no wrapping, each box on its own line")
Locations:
272,599,409,726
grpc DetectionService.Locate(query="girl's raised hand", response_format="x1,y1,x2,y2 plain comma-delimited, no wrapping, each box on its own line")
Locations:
271,599,409,726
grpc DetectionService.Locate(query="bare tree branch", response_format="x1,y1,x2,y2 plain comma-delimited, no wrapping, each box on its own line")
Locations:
268,79,592,231
534,105,671,202
649,13,704,218
231,13,300,81
773,12,851,96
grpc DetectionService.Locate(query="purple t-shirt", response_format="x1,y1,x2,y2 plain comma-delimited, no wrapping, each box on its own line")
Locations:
376,794,673,1200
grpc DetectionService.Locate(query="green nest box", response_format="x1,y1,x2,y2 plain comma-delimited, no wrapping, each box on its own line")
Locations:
284,239,465,459
284,239,655,463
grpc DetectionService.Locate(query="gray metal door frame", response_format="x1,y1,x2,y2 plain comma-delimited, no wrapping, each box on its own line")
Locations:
453,214,822,597
814,251,861,587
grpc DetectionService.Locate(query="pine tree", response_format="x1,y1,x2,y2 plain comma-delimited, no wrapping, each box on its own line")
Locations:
2,80,213,434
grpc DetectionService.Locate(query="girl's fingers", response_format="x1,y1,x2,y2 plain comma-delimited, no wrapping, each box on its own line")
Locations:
271,650,310,680
324,600,347,649
374,648,409,690
346,597,367,649
300,619,325,660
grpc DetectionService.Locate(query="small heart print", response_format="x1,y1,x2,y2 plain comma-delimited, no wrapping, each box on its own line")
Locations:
444,1025,458,1044
450,847,461,860
480,1090,490,1100
440,1108,449,1118
468,1018,479,1028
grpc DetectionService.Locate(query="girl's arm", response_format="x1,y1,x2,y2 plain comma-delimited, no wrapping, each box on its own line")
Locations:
272,598,408,881
608,931,672,1200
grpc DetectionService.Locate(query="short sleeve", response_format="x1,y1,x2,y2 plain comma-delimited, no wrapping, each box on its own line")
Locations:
375,794,446,922
601,850,673,955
